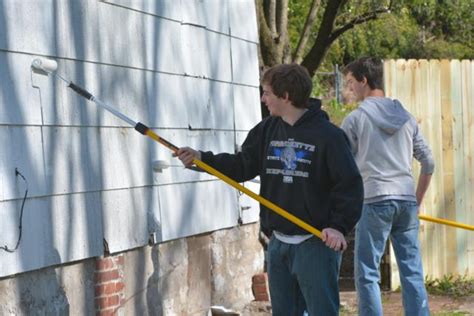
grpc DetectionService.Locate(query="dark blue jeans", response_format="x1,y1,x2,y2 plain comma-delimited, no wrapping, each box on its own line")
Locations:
267,235,342,316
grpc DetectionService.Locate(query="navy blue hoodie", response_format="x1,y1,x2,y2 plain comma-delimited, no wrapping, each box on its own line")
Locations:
201,99,363,236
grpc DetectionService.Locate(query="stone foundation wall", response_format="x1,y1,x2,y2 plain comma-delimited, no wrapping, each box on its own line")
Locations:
0,223,264,315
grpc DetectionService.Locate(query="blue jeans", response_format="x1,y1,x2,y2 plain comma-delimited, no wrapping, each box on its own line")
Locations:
355,200,430,316
267,235,341,316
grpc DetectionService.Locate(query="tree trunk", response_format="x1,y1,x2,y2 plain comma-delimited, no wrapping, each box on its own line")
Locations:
256,0,290,67
301,0,347,76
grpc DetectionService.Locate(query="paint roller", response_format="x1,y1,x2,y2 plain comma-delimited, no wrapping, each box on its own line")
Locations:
30,57,324,239
30,58,474,233
31,58,58,74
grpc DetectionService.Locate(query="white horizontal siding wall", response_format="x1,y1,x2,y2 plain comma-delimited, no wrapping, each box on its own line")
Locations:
0,0,261,277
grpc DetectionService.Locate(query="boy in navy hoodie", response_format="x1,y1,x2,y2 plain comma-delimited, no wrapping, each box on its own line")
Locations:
177,63,363,315
341,57,434,316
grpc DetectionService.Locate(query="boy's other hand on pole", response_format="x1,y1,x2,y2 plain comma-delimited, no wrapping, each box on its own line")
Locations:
321,228,347,251
176,147,201,167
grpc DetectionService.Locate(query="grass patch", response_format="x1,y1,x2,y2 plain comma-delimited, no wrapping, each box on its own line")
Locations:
425,274,474,298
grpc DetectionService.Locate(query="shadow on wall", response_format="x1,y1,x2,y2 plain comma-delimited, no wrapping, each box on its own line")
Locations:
146,247,163,315
17,249,70,315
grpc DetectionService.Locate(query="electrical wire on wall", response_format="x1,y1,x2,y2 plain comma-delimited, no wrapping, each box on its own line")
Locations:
1,168,28,253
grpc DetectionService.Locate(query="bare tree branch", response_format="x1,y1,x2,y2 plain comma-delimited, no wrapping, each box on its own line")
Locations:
301,0,393,76
276,0,290,62
267,0,277,36
256,0,276,65
256,0,273,42
328,5,391,43
276,0,289,35
293,0,321,64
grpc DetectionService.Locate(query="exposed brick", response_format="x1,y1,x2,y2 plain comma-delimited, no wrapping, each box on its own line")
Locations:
115,281,125,292
95,270,119,284
95,283,119,297
253,284,268,294
95,255,125,314
95,258,115,271
252,273,267,284
108,295,120,307
255,293,270,301
96,308,116,316
95,297,109,310
252,273,270,302
114,255,124,266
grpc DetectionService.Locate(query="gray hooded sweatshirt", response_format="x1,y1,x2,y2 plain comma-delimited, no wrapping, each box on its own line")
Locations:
341,97,434,202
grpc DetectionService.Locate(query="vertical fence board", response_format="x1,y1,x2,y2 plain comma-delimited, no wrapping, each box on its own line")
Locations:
450,60,467,273
428,60,447,276
463,60,474,272
440,60,458,272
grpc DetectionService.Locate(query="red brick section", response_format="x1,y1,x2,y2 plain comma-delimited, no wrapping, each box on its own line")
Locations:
252,273,270,301
94,255,125,316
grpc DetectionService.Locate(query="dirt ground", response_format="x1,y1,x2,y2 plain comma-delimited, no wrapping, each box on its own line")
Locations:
241,291,474,315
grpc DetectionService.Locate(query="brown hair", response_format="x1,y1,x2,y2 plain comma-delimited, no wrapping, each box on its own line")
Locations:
343,57,384,90
261,64,312,108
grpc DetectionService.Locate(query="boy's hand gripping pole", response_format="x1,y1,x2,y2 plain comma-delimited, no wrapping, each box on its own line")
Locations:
135,123,322,238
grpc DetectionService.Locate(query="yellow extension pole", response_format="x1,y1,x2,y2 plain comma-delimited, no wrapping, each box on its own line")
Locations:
53,71,323,240
419,214,474,231
47,57,473,239
143,128,474,235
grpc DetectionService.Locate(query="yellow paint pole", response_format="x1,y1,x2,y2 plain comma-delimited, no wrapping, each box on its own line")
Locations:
145,127,474,234
51,68,323,239
419,214,474,231
144,128,323,239
59,75,473,237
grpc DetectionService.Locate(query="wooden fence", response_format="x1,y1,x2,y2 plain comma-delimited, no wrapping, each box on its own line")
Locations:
384,59,473,288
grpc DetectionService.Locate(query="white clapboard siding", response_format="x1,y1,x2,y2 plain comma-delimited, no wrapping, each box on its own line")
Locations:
101,0,183,21
102,186,158,253
181,24,232,81
231,39,260,87
183,78,235,130
0,0,100,61
233,85,262,131
152,129,235,185
0,126,46,201
181,0,229,34
158,181,239,242
0,0,260,277
0,192,103,277
0,52,45,126
229,0,259,43
98,3,183,74
235,132,260,225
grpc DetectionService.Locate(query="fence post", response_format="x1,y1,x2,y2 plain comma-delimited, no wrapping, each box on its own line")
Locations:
334,64,341,105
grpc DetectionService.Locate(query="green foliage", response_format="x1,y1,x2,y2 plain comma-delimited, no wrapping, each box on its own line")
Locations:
331,0,473,65
322,100,358,127
288,0,473,74
287,0,473,108
425,274,474,298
